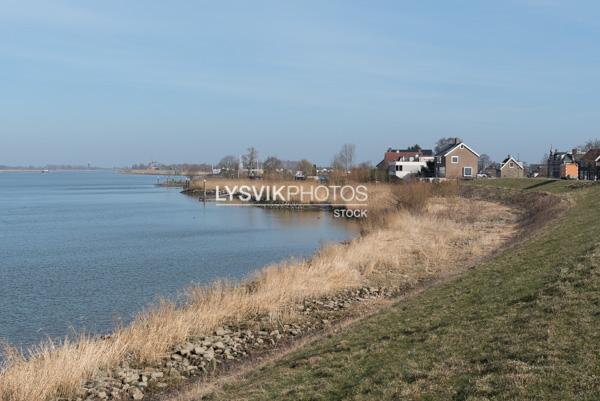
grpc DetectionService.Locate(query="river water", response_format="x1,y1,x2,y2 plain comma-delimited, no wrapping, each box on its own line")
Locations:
0,171,356,348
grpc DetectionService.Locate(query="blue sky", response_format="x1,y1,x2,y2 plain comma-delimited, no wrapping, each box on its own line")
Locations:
1,0,599,166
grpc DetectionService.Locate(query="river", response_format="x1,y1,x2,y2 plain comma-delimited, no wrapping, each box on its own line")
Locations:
0,171,356,348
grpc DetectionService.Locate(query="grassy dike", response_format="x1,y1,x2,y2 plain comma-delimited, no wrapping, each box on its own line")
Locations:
200,180,600,400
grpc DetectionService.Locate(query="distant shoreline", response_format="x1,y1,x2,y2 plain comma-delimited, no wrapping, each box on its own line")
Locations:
0,168,108,173
117,168,209,176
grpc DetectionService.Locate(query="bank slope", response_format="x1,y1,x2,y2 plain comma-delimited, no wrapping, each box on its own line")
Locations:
201,184,600,401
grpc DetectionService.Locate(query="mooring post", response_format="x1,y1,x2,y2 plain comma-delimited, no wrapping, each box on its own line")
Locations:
203,179,207,203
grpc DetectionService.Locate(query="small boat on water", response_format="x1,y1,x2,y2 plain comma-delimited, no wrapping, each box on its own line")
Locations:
41,169,49,173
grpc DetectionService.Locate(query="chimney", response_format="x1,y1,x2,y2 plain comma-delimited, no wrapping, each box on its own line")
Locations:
454,137,460,144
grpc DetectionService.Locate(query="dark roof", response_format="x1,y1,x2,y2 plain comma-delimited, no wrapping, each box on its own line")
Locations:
434,143,456,157
435,142,481,158
549,152,572,162
582,149,600,162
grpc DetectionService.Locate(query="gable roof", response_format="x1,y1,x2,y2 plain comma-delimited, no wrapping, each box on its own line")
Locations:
500,155,524,170
436,142,480,158
581,149,600,162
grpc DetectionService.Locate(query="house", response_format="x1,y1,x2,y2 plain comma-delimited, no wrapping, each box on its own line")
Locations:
434,138,480,179
547,148,582,179
499,155,524,178
579,149,600,180
376,148,434,168
376,147,434,180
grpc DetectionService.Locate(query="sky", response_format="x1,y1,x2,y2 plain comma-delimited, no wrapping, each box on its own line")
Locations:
1,0,599,167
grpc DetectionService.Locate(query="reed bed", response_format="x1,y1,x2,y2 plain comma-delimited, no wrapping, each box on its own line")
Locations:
0,182,517,401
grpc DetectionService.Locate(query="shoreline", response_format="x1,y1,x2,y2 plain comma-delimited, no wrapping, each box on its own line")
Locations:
117,169,208,177
1,183,548,401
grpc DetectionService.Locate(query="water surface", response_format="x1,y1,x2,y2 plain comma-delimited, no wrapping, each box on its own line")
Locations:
0,171,356,347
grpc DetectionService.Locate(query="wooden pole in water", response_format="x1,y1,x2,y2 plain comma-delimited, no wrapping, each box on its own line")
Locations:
203,179,207,203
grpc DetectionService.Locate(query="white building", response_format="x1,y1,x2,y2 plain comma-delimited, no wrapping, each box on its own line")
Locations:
388,160,428,179
387,154,433,179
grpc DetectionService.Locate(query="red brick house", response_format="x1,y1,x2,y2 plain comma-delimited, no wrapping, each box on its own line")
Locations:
434,139,480,179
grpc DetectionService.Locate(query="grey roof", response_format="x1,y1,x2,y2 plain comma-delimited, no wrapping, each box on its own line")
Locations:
434,143,456,157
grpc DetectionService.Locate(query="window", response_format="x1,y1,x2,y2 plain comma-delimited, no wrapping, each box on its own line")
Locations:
396,165,403,171
509,162,514,168
451,155,459,164
463,167,473,177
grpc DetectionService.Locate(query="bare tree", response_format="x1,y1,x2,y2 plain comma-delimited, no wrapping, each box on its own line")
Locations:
217,155,239,178
263,156,283,174
296,159,315,176
217,155,238,171
478,154,492,172
581,138,600,151
333,144,355,173
434,137,462,154
242,147,259,174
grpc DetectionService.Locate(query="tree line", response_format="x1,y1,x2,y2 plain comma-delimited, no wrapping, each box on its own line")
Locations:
216,143,369,180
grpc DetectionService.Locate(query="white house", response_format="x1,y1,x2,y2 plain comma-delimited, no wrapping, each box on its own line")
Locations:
386,152,434,179
388,160,429,179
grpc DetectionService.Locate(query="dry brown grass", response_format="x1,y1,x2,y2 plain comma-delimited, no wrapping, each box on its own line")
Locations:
0,336,128,401
322,196,517,288
0,182,518,401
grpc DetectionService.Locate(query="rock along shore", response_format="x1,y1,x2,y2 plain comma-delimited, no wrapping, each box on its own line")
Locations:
58,286,395,401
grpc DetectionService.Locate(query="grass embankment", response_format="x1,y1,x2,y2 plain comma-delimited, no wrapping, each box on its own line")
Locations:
0,183,516,401
193,179,600,400
469,177,595,193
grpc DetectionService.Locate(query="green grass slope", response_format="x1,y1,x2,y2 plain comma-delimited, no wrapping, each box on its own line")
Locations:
468,177,595,193
204,183,600,401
